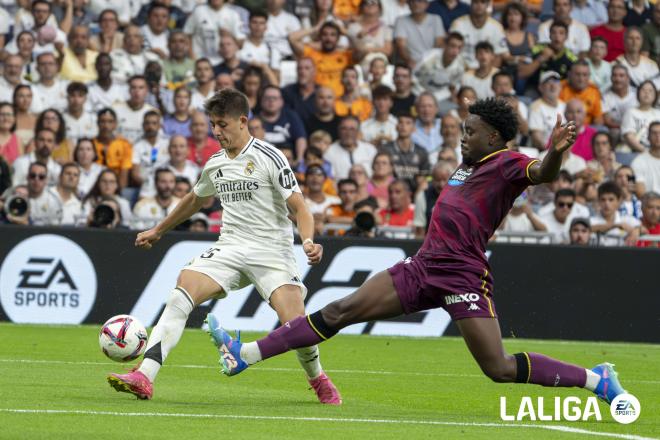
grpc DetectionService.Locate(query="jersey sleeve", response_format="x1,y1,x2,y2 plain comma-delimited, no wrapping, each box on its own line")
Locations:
268,148,302,200
193,165,216,197
499,152,540,186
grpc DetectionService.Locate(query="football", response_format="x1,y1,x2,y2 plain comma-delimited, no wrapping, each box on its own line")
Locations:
99,315,148,362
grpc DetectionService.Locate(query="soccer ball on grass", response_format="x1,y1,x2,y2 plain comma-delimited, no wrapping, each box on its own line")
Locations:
99,314,148,362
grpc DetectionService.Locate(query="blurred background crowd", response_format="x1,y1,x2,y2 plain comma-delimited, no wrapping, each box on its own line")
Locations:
0,0,658,247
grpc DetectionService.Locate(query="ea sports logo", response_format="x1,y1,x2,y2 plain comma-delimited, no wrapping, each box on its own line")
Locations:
0,234,97,324
610,393,641,424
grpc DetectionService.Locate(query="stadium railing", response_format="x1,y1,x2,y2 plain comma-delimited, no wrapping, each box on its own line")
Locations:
493,231,554,244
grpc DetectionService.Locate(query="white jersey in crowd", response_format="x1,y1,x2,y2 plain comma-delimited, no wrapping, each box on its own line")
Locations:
538,18,590,55
450,16,508,70
87,81,129,112
632,151,660,194
63,111,98,145
112,101,157,144
590,212,640,247
602,87,637,126
621,107,660,148
32,79,69,113
184,3,245,65
29,188,63,226
614,55,659,88
193,137,300,243
461,68,498,100
133,196,180,230
528,98,566,146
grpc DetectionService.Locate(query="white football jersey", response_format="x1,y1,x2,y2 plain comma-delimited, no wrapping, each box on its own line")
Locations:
194,137,300,243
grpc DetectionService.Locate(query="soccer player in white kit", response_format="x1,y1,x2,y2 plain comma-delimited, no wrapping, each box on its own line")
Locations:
107,89,342,404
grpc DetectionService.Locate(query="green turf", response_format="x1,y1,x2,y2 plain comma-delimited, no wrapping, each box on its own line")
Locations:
0,323,657,440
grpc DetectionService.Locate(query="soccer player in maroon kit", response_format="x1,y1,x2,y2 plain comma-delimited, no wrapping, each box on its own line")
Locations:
206,98,626,403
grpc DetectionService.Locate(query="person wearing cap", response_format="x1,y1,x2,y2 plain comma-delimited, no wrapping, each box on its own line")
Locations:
188,212,210,232
569,217,592,245
519,20,577,91
528,70,566,149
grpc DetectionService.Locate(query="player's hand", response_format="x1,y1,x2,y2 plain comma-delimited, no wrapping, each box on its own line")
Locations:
549,114,577,153
135,228,162,250
303,241,323,265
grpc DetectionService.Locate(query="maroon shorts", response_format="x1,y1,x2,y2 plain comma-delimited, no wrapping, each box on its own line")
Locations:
387,255,497,321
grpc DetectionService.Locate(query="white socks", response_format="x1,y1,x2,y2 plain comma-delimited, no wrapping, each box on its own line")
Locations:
139,287,194,382
296,345,322,379
240,342,262,365
584,369,601,391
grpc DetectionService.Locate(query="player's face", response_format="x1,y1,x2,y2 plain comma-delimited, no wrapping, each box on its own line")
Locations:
209,113,248,150
461,115,499,166
570,224,590,245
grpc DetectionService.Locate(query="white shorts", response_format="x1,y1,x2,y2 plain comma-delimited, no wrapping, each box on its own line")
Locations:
183,238,307,303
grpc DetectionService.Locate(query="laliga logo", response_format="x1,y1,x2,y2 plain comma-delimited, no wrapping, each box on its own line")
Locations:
610,393,640,424
500,396,602,421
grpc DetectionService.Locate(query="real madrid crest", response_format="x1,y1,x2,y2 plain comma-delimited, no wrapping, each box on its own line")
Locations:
244,160,255,176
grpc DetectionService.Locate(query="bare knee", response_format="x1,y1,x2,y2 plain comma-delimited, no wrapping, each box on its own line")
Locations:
480,355,517,383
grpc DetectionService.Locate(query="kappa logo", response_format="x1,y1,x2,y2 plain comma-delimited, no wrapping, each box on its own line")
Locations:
445,293,480,305
448,167,474,186
467,303,480,311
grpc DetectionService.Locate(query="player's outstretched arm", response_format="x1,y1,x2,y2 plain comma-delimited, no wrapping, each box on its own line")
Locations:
528,114,577,184
286,192,323,265
135,191,210,249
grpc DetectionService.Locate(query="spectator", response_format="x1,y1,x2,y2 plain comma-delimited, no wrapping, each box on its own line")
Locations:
435,113,461,162
163,87,193,138
449,0,508,70
519,21,576,90
141,2,170,59
238,11,281,84
248,116,267,140
188,112,220,167
380,113,430,189
188,212,210,233
190,59,216,112
304,87,340,141
144,61,175,116
560,60,603,125
344,198,378,237
615,27,659,88
16,32,37,77
133,168,180,229
414,31,465,106
88,0,131,26
54,162,82,225
636,191,660,247
538,0,590,57
13,85,37,151
32,53,68,113
87,53,129,113
240,67,265,114
113,75,157,144
325,116,377,179
492,72,528,143
631,121,660,194
173,176,192,199
393,0,445,69
501,192,548,234
590,0,627,62
35,109,73,165
265,0,302,60
298,145,335,187
349,163,375,204
615,165,643,220
26,162,62,226
335,67,373,122
361,85,398,148
391,64,417,116
462,41,499,100
110,25,159,84
641,2,660,61
449,86,477,124
82,169,132,227
501,3,535,78
621,81,660,152
184,0,245,65
348,0,393,70
571,0,607,28
259,85,307,159
282,58,318,124
0,55,25,103
303,163,340,215
591,181,641,246
74,138,104,199
93,108,132,189
12,128,61,187
60,25,98,83
602,65,637,143
64,82,98,144
378,178,414,227
569,217,592,245
163,31,195,88
326,177,359,225
539,188,578,243
0,102,19,164
132,110,170,192
565,98,597,162
164,135,200,188
368,151,396,208
427,0,470,32
586,132,621,183
214,34,250,87
413,160,452,238
411,92,442,153
529,71,566,150
624,0,652,28
585,37,611,95
89,9,123,53
289,22,355,98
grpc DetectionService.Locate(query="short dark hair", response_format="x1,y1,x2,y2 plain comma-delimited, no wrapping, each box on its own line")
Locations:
128,74,147,86
389,178,411,193
555,188,576,201
446,31,465,44
31,0,51,11
99,8,118,22
97,107,117,120
468,98,519,143
61,162,79,174
549,20,569,33
598,181,622,199
29,161,47,174
319,21,341,35
204,88,250,118
148,1,169,15
475,41,494,53
591,131,612,152
67,81,88,95
175,176,191,186
337,178,358,191
492,71,513,87
339,115,361,127
74,137,98,163
304,145,324,159
143,110,161,121
502,2,528,30
155,167,175,182
591,35,608,47
372,85,393,100
650,121,660,133
249,10,268,21
393,63,412,75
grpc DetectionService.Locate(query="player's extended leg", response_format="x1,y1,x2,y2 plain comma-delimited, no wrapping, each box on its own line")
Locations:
213,270,404,376
108,270,224,399
269,285,342,405
455,317,627,403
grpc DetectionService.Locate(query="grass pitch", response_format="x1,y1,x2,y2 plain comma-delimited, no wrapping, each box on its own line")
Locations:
0,323,658,440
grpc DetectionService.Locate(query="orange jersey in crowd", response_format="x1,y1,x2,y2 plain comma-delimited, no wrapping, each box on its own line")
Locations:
559,81,603,125
303,45,353,98
335,97,373,122
94,137,133,175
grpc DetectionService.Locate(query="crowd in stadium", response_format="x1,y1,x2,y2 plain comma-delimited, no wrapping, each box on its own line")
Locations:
0,0,658,246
